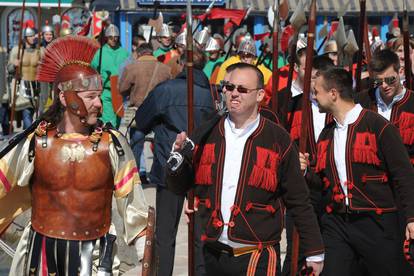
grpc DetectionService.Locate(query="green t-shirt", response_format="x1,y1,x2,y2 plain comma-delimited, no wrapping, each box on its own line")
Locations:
90,44,129,88
203,56,226,79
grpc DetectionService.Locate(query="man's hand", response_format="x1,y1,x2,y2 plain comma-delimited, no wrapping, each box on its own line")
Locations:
305,261,324,276
183,199,198,224
299,152,310,171
174,131,188,151
406,222,414,240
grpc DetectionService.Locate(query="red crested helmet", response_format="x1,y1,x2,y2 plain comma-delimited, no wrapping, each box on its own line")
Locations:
37,36,101,124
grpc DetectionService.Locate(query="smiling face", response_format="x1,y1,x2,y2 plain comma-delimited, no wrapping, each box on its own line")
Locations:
224,68,264,124
373,65,402,104
312,75,333,113
43,31,53,43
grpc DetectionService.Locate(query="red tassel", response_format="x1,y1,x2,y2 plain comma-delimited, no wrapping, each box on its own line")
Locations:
248,147,279,192
195,144,216,185
398,112,414,145
353,132,380,166
288,111,302,141
315,140,329,173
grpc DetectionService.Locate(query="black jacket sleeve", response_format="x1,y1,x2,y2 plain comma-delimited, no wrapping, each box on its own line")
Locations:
280,141,325,256
379,123,414,223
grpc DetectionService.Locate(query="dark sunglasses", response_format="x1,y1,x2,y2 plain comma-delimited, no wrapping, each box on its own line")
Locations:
373,76,397,87
222,82,261,94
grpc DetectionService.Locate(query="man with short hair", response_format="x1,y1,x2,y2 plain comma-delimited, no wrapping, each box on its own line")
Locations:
91,24,129,128
305,67,414,275
279,54,334,276
168,63,325,275
119,43,172,182
135,47,215,276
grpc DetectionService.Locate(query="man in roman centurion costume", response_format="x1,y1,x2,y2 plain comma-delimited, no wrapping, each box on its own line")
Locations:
0,35,148,275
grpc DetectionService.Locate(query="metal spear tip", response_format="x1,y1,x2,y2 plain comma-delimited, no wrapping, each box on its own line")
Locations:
206,0,216,14
186,0,193,27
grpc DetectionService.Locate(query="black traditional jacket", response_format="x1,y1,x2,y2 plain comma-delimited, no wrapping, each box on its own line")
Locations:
168,116,324,256
310,109,414,222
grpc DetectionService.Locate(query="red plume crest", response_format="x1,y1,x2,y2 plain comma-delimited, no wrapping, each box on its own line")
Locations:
37,36,100,83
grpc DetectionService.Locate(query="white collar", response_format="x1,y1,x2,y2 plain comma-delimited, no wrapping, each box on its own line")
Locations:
334,104,363,129
225,114,260,137
375,87,406,110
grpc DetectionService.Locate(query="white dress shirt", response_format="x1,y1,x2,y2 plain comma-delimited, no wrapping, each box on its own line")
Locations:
218,114,261,248
292,80,326,141
333,104,363,205
375,87,406,121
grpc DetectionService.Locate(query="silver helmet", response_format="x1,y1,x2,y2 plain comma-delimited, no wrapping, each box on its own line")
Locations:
237,33,256,56
194,27,210,47
205,35,223,52
24,27,36,37
158,23,172,38
42,24,54,34
175,30,186,47
105,24,120,37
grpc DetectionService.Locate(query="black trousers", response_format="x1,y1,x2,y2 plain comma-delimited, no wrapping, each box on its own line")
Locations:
155,186,205,276
321,212,406,276
204,243,281,276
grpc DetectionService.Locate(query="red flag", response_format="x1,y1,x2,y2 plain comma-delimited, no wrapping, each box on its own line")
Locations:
254,32,270,41
328,21,339,39
92,12,104,37
76,17,92,36
281,25,295,53
194,8,247,26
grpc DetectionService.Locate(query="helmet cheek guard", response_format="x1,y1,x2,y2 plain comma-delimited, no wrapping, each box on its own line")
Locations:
64,91,89,123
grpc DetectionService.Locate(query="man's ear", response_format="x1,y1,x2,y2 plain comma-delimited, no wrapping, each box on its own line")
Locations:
59,91,67,107
257,89,265,103
294,63,299,73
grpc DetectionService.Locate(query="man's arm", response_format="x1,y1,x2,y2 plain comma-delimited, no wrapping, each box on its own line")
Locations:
118,65,133,96
379,124,414,223
280,141,325,256
134,87,162,135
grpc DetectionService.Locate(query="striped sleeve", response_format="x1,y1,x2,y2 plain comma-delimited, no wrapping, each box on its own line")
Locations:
109,130,141,198
0,133,34,199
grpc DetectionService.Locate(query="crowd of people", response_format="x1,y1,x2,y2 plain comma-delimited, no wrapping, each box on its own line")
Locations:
0,9,414,276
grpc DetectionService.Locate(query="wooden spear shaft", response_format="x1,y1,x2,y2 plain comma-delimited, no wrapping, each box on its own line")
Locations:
271,0,280,114
291,0,317,275
355,0,366,93
186,1,195,275
9,0,26,134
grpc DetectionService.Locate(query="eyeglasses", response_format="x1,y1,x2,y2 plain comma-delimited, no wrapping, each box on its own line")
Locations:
373,76,397,87
222,81,261,94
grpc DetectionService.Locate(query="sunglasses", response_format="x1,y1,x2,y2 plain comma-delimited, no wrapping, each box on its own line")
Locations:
373,76,397,87
222,82,261,94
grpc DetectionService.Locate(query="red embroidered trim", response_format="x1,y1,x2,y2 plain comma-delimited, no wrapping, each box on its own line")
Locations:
315,140,329,173
288,111,302,141
195,144,216,185
248,147,279,192
398,112,414,145
352,132,380,166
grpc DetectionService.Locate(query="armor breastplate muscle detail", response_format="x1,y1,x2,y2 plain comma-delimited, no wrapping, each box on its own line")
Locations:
31,129,114,240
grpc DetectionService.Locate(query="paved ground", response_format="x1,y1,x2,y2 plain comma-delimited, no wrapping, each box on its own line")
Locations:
0,131,287,275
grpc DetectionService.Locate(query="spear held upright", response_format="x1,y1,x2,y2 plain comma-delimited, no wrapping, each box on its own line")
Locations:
291,0,317,275
186,1,195,276
355,0,366,92
403,0,412,90
9,0,26,134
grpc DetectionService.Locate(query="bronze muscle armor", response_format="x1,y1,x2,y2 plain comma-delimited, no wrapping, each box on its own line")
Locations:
31,128,114,240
